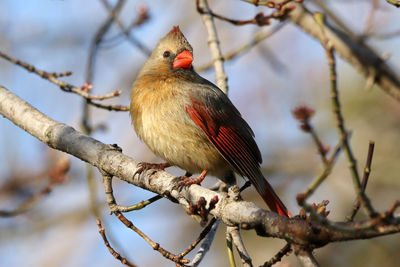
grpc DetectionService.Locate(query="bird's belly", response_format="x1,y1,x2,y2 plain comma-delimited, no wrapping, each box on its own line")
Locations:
138,112,229,175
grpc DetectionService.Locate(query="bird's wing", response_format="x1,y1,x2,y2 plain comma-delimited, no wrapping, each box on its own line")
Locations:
184,85,262,180
184,81,291,217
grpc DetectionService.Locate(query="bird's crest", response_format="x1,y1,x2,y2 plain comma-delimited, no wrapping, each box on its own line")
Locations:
169,26,181,34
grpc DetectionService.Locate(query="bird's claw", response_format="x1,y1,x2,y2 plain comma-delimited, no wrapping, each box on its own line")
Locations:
178,175,205,187
178,170,208,187
134,162,170,177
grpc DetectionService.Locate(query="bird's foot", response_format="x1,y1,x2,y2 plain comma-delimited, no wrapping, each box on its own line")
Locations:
134,162,170,177
179,170,208,186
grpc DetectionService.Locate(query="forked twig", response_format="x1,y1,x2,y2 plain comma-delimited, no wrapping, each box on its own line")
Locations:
347,141,375,221
102,174,189,266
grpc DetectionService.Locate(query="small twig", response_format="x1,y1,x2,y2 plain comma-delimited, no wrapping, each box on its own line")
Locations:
83,0,127,134
296,135,344,204
292,105,329,165
310,0,359,41
242,0,302,7
197,22,287,72
86,100,129,112
362,0,379,36
189,219,220,267
178,217,217,259
228,226,253,267
102,173,162,213
198,0,297,26
226,230,236,267
116,211,189,265
262,243,292,267
347,141,375,221
361,141,375,192
0,51,122,103
100,1,152,55
386,0,400,8
386,200,400,217
97,218,137,267
119,195,163,212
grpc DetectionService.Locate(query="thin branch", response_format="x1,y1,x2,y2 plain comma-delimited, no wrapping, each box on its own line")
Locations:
313,12,376,218
361,141,375,192
296,136,344,204
83,0,127,134
386,0,400,8
226,230,236,267
188,219,220,267
86,100,129,112
310,0,359,40
103,172,162,213
120,195,163,212
325,42,376,218
82,0,128,205
86,0,126,83
228,226,253,267
292,105,329,165
100,1,152,55
178,217,217,259
362,0,379,36
197,0,228,93
347,141,376,221
197,22,287,72
96,219,137,267
0,51,122,102
199,0,297,26
262,243,292,267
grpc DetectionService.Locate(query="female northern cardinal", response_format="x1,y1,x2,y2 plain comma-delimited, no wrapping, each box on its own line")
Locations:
130,26,291,217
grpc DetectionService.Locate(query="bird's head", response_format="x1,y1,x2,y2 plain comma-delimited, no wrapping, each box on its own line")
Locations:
150,26,194,71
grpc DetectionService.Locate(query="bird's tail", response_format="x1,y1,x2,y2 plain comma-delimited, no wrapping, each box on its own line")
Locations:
251,171,292,218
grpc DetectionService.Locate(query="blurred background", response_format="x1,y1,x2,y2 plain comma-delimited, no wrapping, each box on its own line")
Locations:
0,0,400,266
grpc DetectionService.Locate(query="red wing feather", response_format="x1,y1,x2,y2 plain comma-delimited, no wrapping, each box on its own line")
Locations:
185,97,291,217
184,100,259,179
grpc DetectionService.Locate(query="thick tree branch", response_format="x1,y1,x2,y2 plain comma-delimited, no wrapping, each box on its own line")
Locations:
1,85,400,250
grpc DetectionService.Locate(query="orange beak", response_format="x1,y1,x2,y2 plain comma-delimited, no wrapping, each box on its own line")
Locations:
173,50,193,69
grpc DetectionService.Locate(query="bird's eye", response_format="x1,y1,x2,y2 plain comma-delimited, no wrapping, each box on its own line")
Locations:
163,51,171,58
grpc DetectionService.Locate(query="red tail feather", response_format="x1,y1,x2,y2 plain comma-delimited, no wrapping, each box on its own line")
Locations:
258,179,291,218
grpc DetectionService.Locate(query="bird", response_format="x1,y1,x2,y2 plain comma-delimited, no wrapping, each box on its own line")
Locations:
130,26,291,217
